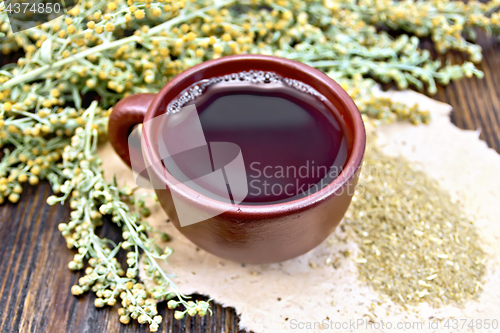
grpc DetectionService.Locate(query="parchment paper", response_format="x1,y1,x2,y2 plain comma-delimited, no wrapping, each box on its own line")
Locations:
99,90,500,333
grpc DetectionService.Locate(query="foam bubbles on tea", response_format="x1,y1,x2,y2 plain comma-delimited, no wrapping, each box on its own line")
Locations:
164,70,348,204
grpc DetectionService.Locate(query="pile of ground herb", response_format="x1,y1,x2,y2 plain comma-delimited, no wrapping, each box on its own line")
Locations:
346,139,486,306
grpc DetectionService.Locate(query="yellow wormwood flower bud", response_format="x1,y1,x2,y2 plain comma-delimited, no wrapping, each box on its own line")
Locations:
185,32,196,42
31,166,40,175
105,23,115,32
129,5,136,13
297,12,308,24
86,79,96,88
95,298,105,308
50,88,60,97
283,10,293,20
67,25,76,34
107,2,117,11
222,33,231,42
137,314,148,324
0,119,4,128
135,10,145,19
213,45,223,53
71,285,83,296
68,7,79,16
87,21,95,29
3,101,12,111
93,11,101,20
76,117,86,125
18,174,28,183
64,17,72,25
95,26,104,34
8,193,19,203
152,8,162,17
172,39,182,49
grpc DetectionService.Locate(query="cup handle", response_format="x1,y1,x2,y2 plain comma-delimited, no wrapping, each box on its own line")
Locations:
108,93,157,167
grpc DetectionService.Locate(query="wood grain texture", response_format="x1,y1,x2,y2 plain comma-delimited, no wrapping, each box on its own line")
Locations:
1,34,500,333
435,33,500,152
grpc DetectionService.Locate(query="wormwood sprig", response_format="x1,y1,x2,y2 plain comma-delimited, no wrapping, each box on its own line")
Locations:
342,0,500,62
46,101,211,332
0,0,499,330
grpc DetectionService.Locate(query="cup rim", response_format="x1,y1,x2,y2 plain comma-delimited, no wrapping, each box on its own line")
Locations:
143,54,366,219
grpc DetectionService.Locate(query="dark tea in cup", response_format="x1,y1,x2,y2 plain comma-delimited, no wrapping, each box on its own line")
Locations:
161,70,348,204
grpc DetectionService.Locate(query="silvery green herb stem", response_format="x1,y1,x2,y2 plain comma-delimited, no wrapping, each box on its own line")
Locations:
0,36,138,90
46,101,210,331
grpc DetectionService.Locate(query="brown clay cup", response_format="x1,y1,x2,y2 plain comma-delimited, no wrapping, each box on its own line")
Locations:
108,54,366,264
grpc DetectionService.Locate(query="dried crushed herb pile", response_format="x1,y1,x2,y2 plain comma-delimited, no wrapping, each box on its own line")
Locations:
347,140,486,306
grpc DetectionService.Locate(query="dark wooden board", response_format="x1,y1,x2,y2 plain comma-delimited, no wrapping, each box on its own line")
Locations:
1,34,500,333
